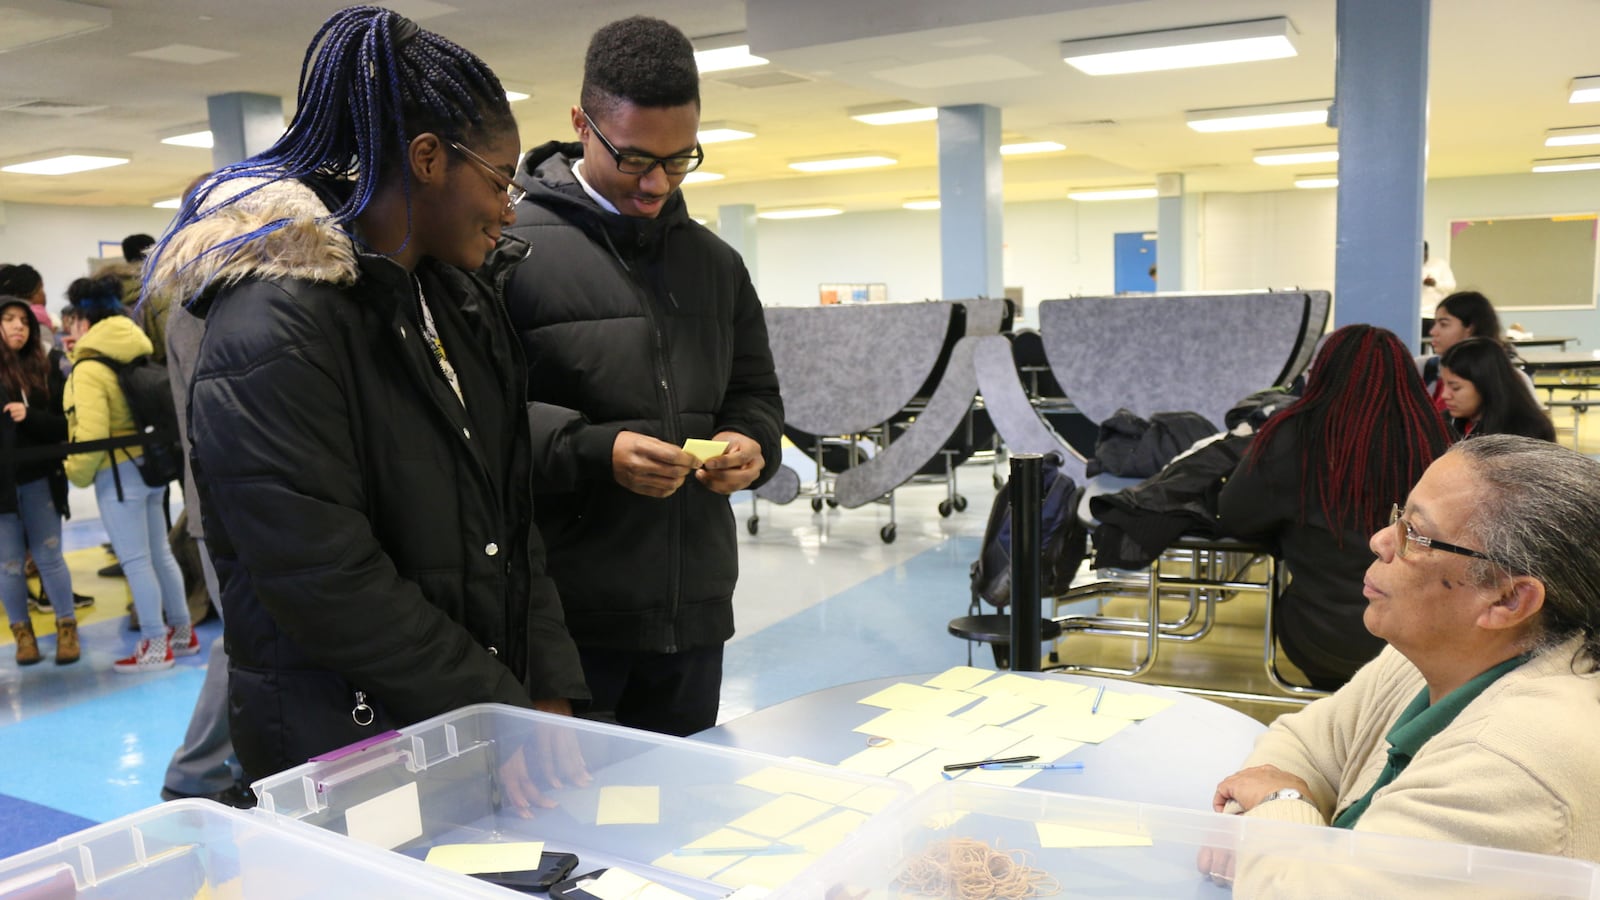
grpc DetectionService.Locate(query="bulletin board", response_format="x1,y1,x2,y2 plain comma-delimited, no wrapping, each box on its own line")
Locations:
818,283,887,305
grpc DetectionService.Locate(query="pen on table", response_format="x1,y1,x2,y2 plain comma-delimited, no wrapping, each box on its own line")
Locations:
1091,685,1106,714
675,843,805,856
942,754,1040,772
979,761,1085,771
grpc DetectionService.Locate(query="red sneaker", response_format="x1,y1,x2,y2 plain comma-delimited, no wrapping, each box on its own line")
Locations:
114,635,175,673
169,624,201,658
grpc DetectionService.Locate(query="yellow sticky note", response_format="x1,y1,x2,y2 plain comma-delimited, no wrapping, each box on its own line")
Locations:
853,709,979,745
837,740,933,776
922,666,998,691
1035,821,1153,848
957,735,1083,787
726,794,833,838
954,694,1039,726
738,766,861,805
964,672,1050,701
424,841,545,875
840,784,903,814
857,683,978,716
1011,708,1131,744
651,849,735,881
715,851,818,891
1092,692,1176,721
596,785,660,825
587,867,696,900
683,438,729,464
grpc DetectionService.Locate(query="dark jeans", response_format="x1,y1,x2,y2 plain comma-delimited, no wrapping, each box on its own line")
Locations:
577,644,724,737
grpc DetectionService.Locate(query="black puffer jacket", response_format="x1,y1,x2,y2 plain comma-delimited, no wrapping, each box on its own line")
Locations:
156,176,587,780
505,142,783,653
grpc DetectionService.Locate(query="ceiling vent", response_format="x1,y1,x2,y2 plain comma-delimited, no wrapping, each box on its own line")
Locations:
0,99,106,117
713,70,810,89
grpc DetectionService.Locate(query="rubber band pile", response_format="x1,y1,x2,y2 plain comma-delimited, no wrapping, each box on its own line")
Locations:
894,837,1061,898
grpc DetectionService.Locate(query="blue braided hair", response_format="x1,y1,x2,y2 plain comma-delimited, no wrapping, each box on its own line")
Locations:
144,5,513,299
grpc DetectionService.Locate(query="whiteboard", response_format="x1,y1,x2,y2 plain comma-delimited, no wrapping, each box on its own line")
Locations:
1449,214,1598,310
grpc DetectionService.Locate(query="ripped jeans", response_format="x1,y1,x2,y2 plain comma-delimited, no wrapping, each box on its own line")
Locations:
0,475,76,624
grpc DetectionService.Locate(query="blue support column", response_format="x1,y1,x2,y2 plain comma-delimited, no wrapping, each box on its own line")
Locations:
717,203,760,291
1156,173,1185,290
1332,0,1430,346
207,92,284,168
938,105,1003,299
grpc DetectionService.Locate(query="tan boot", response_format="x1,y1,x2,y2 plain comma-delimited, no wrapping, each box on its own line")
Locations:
55,618,79,666
10,620,41,666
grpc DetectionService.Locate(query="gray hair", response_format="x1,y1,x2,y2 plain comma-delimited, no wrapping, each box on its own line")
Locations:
1452,435,1600,669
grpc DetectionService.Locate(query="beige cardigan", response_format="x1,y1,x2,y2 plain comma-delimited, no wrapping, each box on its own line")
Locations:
1230,638,1600,896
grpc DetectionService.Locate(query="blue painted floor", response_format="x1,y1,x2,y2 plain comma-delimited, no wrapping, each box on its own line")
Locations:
0,459,992,859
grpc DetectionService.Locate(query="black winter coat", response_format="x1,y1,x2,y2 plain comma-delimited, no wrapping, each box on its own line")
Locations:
0,306,70,517
505,143,783,654
163,176,587,780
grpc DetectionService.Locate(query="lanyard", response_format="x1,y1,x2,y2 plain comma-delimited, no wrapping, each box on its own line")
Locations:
413,275,464,407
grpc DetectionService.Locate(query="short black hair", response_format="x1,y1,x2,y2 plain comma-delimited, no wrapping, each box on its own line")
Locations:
122,234,156,262
581,16,700,120
0,263,41,299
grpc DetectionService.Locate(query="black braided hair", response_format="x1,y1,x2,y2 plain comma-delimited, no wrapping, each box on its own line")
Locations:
581,16,700,120
145,6,513,295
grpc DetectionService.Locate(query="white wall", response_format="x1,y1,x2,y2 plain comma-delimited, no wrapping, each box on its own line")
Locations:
1198,189,1337,295
0,201,177,308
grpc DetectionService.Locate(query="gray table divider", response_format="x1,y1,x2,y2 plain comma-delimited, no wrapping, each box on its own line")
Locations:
1276,290,1333,386
970,335,1086,482
1038,293,1312,429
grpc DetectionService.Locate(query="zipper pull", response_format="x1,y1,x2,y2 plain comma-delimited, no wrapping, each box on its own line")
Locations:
352,690,374,727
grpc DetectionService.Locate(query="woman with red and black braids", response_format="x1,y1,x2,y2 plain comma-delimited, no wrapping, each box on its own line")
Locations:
1218,325,1453,689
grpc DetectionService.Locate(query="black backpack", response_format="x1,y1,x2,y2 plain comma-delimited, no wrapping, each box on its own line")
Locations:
81,355,183,494
970,454,1089,609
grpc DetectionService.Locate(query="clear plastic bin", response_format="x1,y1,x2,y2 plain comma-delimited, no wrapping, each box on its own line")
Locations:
0,799,519,898
252,703,912,897
772,780,1600,899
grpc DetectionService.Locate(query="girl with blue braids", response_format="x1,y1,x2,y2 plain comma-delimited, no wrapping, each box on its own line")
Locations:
146,6,588,795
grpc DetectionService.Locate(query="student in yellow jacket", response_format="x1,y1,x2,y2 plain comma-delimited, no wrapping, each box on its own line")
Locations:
63,280,192,673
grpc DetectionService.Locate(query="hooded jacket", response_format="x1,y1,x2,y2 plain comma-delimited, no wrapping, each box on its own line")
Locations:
149,175,587,779
504,142,783,653
0,297,68,515
63,315,150,488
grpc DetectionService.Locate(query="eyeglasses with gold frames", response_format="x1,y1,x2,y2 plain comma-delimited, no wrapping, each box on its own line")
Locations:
446,139,526,209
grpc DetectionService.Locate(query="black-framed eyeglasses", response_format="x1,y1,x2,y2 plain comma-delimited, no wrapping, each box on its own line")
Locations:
1388,503,1496,563
446,139,526,209
580,108,704,176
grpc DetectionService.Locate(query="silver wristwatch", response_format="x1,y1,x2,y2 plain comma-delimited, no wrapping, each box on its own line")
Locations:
1259,787,1307,805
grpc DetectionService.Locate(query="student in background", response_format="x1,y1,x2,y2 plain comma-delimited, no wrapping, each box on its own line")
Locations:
0,294,80,666
1218,325,1452,689
1438,338,1555,441
1419,240,1456,322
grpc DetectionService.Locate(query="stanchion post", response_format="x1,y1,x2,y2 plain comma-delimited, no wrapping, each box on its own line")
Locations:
1009,453,1043,671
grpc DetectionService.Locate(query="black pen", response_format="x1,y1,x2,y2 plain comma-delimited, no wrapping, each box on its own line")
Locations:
942,754,1039,772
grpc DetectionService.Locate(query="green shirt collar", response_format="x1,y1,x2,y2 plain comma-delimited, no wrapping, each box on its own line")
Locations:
1387,652,1532,761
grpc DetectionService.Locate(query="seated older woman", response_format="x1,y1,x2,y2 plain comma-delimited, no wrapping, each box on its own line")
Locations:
1206,435,1600,886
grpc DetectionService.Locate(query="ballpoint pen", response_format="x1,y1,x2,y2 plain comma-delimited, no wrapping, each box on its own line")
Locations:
675,843,805,856
942,754,1040,772
979,761,1085,771
1091,685,1106,714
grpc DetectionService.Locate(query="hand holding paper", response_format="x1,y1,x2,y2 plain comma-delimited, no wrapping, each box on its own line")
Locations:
695,431,765,494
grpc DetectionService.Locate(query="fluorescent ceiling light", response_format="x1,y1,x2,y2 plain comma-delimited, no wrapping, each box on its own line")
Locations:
1533,155,1600,173
903,199,941,210
848,102,938,126
1061,17,1297,76
758,207,844,220
1254,144,1339,166
161,129,214,148
1067,186,1158,201
1294,175,1338,189
1000,141,1066,156
789,154,898,173
680,171,725,185
504,90,530,102
1545,125,1600,147
152,197,182,209
693,32,768,74
2,152,129,175
1570,76,1600,104
1187,99,1330,132
698,121,757,143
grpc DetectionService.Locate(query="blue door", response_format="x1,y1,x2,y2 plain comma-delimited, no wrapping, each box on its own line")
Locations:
1114,231,1158,293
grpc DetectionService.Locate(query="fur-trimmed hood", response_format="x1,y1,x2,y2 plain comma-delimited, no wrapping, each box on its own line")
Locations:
147,176,359,305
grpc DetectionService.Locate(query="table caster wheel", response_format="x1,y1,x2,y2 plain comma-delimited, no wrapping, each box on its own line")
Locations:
746,516,759,535
811,498,824,513
938,500,953,518
953,495,968,512
826,498,839,508
880,524,897,543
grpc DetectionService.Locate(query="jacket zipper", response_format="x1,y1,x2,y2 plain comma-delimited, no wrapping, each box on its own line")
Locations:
352,690,374,726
